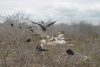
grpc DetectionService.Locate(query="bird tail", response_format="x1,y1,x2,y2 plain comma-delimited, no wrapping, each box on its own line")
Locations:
41,49,48,51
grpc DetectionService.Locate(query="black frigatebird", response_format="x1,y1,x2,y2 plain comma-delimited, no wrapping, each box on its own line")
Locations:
30,29,34,32
26,37,31,42
36,46,48,52
66,49,74,55
19,26,22,28
30,17,63,31
10,23,14,27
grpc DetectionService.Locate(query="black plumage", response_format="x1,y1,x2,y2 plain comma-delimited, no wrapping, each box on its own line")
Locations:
30,21,47,31
19,26,22,28
26,38,31,42
10,23,14,27
28,26,32,29
30,17,63,31
36,46,48,52
66,49,74,55
30,29,34,32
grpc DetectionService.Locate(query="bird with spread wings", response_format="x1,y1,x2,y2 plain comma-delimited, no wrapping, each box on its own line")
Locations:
29,17,63,31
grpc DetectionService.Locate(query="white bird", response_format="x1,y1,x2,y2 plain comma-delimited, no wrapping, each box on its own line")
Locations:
55,37,59,41
47,35,50,39
40,43,43,47
49,37,55,41
40,39,46,44
59,40,66,44
58,32,61,35
47,41,57,45
58,34,64,39
61,38,66,40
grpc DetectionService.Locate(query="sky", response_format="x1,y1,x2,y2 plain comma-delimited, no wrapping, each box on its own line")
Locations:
0,0,100,25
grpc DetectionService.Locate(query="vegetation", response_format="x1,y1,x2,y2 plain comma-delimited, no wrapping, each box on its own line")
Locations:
0,13,100,67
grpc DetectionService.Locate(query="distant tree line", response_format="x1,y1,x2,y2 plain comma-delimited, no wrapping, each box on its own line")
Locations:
0,13,100,39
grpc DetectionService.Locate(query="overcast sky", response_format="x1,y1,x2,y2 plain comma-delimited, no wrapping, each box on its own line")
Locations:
0,0,100,25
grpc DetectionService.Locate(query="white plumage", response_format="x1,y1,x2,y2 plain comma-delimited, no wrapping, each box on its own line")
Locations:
40,39,46,44
40,43,43,47
40,32,67,45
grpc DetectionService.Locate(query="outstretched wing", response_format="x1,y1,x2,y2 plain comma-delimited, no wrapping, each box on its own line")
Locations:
30,20,46,31
46,17,63,28
46,21,56,28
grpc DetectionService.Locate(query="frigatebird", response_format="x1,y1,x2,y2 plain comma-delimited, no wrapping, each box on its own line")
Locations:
26,37,31,42
10,23,14,27
36,46,48,52
30,17,63,31
19,26,22,28
30,29,34,32
66,49,74,55
28,26,32,29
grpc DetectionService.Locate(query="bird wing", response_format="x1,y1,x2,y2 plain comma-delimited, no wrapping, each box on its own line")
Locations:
11,23,14,27
41,49,48,51
46,21,56,28
30,20,45,30
46,17,63,28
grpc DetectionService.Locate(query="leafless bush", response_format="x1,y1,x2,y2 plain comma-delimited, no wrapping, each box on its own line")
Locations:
0,13,100,67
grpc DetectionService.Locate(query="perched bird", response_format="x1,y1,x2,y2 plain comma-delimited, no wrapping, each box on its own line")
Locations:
36,45,48,52
19,26,22,28
29,29,34,32
26,37,31,42
28,26,32,29
30,17,63,31
66,49,74,55
10,23,14,27
40,43,43,47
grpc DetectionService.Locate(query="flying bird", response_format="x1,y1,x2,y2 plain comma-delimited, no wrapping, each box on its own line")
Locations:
10,23,14,27
30,17,63,31
66,49,74,55
30,21,47,31
26,37,31,42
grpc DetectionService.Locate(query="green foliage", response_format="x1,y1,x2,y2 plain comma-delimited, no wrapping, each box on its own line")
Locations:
97,56,100,63
76,62,87,66
73,44,80,50
0,39,3,43
39,36,42,40
76,63,81,66
91,33,99,38
0,49,12,67
90,57,95,62
60,31,64,34
34,33,41,37
0,49,12,57
77,35,85,40
34,33,42,40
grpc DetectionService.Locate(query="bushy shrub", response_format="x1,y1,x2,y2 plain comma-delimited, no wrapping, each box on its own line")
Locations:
0,39,3,43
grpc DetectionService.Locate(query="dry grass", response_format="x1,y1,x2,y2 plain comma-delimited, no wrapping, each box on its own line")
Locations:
0,16,100,67
0,30,100,67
